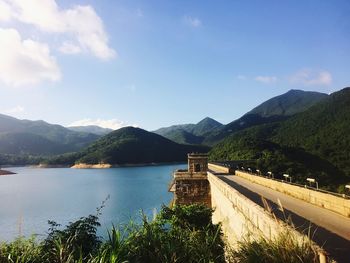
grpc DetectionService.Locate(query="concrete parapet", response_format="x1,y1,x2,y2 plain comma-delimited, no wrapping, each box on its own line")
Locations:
208,163,231,174
207,172,329,262
235,171,350,218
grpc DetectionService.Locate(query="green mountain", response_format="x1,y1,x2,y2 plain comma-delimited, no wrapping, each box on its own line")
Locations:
76,127,210,164
248,89,328,117
154,117,223,144
0,133,68,155
203,90,328,145
159,129,204,145
0,114,99,155
209,87,350,190
68,125,113,136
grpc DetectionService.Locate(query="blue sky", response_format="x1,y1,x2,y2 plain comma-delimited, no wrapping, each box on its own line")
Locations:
0,0,349,130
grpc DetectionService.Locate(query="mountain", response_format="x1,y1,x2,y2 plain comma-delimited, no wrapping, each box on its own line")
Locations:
209,87,350,191
192,117,223,136
248,89,328,117
154,117,223,144
76,127,210,165
0,133,69,155
68,125,113,136
203,90,328,145
158,129,204,145
0,114,99,155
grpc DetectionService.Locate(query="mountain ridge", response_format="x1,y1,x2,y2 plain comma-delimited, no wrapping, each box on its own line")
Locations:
209,87,350,190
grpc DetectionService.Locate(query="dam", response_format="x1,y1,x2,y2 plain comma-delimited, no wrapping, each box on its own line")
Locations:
169,154,350,263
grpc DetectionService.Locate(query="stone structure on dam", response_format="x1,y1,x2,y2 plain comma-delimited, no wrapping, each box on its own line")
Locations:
169,153,350,263
169,153,211,207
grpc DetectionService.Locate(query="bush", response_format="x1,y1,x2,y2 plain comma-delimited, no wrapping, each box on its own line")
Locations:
0,204,225,263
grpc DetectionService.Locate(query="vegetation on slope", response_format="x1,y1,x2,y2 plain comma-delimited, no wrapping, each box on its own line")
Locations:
154,117,223,145
77,127,210,165
248,89,328,117
0,153,42,166
204,90,328,146
272,87,350,179
209,88,350,191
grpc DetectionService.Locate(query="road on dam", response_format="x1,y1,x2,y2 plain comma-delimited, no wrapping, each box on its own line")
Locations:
209,168,350,263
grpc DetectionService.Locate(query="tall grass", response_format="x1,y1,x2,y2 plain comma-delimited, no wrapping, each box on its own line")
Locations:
0,203,323,263
0,204,225,263
226,229,320,263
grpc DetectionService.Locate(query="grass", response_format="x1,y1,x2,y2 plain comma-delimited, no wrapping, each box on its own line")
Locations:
226,230,320,263
0,204,323,263
0,204,225,263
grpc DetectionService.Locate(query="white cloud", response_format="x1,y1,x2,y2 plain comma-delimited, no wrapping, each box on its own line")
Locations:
290,69,332,86
69,118,137,130
4,105,25,114
0,28,61,86
0,1,12,21
183,16,202,28
59,41,82,54
1,0,116,60
255,76,277,84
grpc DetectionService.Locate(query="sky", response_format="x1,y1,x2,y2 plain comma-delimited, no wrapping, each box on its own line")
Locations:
0,0,349,131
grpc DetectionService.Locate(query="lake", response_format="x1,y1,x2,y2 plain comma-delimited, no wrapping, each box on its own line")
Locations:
0,164,185,241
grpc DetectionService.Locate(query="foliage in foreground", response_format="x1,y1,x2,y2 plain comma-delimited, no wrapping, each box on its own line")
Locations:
0,204,321,263
227,229,320,263
0,204,224,263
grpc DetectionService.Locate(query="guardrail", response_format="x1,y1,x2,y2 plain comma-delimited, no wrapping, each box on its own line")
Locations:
236,168,350,200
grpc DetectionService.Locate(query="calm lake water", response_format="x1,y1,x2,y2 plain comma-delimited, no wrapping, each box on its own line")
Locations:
0,164,185,241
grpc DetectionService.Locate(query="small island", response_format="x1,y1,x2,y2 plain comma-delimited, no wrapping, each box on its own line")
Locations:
0,169,16,176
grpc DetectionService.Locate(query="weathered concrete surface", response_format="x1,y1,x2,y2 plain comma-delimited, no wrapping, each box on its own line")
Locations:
208,163,231,174
221,175,350,262
225,175,350,240
209,172,300,240
235,171,350,218
208,172,337,262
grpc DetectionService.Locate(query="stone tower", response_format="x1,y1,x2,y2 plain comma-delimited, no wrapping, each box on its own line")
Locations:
169,153,211,207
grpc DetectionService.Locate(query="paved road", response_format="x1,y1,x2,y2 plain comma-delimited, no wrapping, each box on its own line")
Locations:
209,169,350,262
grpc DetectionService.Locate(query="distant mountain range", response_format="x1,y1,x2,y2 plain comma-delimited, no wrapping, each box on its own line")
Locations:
0,114,99,155
155,90,328,146
68,125,113,136
154,117,223,144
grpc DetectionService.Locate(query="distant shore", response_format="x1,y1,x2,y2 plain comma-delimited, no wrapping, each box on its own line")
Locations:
71,162,185,169
0,169,16,176
1,162,186,170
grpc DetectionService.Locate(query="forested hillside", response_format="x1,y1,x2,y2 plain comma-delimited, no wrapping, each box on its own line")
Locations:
209,88,350,191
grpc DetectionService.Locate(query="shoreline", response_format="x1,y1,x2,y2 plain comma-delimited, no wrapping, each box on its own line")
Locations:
0,169,16,176
71,162,186,169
